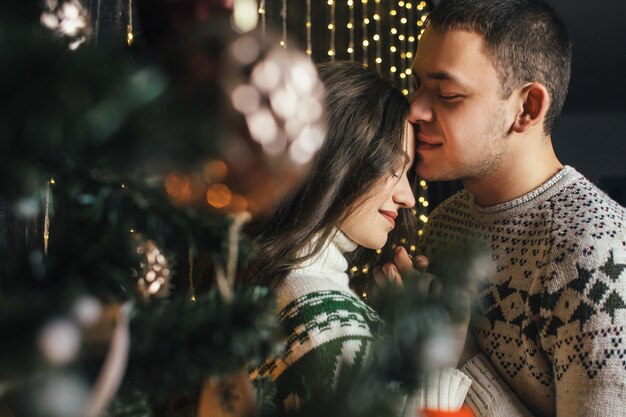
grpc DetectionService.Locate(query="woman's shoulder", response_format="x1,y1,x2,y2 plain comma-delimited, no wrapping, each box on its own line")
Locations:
274,272,382,331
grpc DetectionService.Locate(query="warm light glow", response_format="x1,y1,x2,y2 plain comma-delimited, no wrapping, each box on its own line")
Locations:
203,160,228,183
233,0,258,33
165,173,192,203
206,184,233,208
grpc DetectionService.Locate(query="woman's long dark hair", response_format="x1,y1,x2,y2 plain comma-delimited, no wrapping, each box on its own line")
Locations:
248,61,416,287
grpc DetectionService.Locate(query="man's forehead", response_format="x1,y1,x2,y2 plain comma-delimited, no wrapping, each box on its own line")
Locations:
411,28,495,86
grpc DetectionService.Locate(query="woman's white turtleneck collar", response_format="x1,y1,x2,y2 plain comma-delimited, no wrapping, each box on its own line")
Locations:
275,230,359,307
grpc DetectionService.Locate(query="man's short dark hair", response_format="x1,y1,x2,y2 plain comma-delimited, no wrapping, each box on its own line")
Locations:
427,0,572,134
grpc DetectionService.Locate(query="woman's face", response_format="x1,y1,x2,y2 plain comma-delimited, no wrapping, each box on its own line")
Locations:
340,122,417,249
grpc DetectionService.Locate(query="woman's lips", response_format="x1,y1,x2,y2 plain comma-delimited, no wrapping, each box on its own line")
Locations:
379,210,397,227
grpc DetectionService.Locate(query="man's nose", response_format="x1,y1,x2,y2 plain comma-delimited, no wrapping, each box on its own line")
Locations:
408,92,433,124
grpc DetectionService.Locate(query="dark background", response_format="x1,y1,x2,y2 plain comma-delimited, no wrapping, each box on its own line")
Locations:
548,0,626,204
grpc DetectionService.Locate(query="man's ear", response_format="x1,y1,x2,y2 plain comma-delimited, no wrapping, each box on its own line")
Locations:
512,82,550,133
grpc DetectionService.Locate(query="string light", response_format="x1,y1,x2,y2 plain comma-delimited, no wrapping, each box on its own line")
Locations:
44,178,54,255
306,0,312,55
328,0,336,58
362,0,369,66
258,0,266,37
126,0,134,46
400,0,408,95
374,0,382,70
188,245,196,301
347,0,355,59
389,4,396,78
280,0,287,47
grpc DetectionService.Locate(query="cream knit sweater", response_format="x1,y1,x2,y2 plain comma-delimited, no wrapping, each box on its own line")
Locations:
421,166,626,417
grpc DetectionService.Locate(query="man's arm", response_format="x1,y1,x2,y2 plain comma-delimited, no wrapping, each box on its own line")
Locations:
539,250,626,417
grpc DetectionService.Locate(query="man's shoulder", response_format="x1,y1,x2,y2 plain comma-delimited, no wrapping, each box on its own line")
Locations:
546,171,626,240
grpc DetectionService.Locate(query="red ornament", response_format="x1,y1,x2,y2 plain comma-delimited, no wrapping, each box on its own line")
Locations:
421,406,475,417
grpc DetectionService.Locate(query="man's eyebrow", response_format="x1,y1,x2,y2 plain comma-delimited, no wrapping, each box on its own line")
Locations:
412,69,464,85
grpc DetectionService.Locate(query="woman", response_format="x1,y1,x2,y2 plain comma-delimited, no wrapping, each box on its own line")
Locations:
248,61,472,413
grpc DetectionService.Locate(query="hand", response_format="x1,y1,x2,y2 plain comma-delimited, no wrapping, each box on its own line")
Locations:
373,246,474,368
369,246,431,306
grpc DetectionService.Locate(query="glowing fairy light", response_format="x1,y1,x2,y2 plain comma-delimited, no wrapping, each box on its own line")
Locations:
375,0,382,71
258,0,266,37
306,0,312,55
348,0,355,59
329,0,336,58
362,0,369,66
389,4,397,79
127,0,134,46
280,0,287,47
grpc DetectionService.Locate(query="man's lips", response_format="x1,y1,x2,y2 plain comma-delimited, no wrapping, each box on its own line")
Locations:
379,210,397,227
416,135,442,150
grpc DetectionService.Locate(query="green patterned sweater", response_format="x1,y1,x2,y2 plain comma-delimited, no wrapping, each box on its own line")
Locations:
422,166,626,417
252,231,473,413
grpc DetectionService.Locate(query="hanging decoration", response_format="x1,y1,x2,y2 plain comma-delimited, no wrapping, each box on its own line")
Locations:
44,178,54,255
374,0,382,71
280,0,287,47
328,0,336,59
361,0,369,66
306,0,312,55
126,0,134,46
259,0,266,36
40,0,92,49
347,0,354,60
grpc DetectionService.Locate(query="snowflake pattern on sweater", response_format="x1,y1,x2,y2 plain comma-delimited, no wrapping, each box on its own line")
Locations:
420,167,626,417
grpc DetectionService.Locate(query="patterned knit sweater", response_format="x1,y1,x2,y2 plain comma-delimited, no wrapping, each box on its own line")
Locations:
252,231,473,414
420,166,626,417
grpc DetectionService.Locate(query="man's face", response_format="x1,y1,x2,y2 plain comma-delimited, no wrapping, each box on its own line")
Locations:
409,27,517,182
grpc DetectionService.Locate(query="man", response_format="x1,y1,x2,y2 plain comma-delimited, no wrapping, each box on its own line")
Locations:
385,0,626,415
